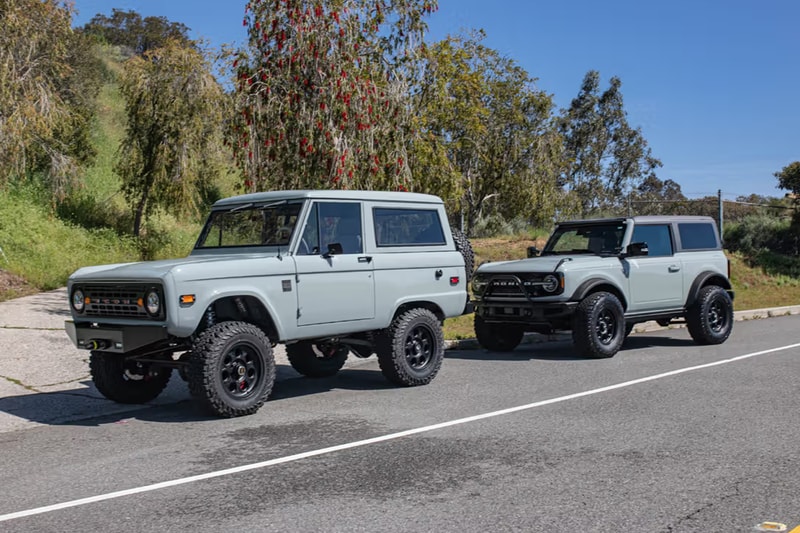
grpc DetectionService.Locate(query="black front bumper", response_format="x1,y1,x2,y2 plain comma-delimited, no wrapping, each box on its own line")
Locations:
65,321,168,354
474,299,577,325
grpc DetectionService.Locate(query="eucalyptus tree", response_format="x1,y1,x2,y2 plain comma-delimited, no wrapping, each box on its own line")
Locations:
558,70,661,216
115,39,225,237
0,0,99,197
414,32,566,233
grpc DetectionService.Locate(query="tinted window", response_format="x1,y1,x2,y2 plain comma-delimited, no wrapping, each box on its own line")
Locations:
631,224,673,257
373,208,445,246
678,223,718,250
297,202,362,255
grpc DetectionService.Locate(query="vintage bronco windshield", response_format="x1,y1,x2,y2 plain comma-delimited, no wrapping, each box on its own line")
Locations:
195,200,304,249
543,222,627,256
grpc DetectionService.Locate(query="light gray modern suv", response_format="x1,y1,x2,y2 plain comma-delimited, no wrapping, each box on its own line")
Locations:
65,190,473,417
472,216,734,358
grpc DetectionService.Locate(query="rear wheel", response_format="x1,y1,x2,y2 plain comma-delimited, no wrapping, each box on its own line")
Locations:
286,341,348,377
686,285,733,345
572,292,625,358
89,351,171,404
376,308,444,386
474,315,524,352
188,321,275,417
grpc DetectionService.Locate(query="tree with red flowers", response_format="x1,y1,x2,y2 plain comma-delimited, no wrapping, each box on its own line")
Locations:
229,0,437,192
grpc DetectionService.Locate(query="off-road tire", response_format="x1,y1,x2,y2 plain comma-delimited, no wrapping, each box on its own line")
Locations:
286,341,348,378
474,315,524,352
572,291,625,358
188,321,275,418
376,308,445,386
686,285,733,345
89,351,171,404
452,227,475,282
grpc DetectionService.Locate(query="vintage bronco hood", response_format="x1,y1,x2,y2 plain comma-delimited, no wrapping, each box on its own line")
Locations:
68,251,289,281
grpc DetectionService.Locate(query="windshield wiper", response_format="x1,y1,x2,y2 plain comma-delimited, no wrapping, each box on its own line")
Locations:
229,202,254,213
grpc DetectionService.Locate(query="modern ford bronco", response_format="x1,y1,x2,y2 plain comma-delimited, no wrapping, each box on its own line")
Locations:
65,190,473,417
472,215,734,358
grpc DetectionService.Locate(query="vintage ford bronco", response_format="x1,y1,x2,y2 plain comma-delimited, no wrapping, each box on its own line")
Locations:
65,190,473,417
472,215,734,358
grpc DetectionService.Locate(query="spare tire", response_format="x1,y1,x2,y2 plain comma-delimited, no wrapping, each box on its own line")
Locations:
451,226,475,282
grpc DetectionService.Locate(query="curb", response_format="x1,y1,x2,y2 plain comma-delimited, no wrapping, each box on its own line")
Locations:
443,304,800,351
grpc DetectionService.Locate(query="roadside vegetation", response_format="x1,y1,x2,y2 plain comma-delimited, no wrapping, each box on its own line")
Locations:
1,0,798,334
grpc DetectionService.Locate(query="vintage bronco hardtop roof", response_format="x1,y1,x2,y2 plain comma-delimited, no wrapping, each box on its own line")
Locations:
212,189,443,208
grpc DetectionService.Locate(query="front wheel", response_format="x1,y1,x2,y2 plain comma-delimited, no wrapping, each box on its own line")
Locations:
89,351,171,404
686,285,733,345
286,341,348,377
376,308,444,386
474,315,524,352
188,321,275,417
572,291,625,358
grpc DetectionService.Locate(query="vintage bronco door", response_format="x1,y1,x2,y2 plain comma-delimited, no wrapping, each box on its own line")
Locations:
293,201,376,326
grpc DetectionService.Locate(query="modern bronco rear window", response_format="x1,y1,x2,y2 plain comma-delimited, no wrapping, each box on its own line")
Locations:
678,222,718,250
373,208,445,246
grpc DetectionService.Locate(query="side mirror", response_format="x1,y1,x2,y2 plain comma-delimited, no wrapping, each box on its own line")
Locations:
323,242,343,258
527,246,540,258
626,242,649,257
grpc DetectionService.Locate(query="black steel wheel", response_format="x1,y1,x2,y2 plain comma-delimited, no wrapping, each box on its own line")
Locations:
89,351,171,404
188,321,275,417
376,308,444,386
572,291,625,358
474,315,524,352
687,285,733,345
286,341,348,378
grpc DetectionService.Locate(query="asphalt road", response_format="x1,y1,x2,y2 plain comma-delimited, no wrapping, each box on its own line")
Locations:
1,291,799,532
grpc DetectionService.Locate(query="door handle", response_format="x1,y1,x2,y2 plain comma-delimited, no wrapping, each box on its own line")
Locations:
358,256,372,263
668,265,681,273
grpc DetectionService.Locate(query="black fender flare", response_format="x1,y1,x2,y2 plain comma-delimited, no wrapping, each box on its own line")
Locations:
685,271,734,308
570,278,628,310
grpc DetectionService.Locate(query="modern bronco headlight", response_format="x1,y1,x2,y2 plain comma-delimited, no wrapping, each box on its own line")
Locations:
542,274,560,293
71,288,85,313
471,274,489,295
145,288,161,317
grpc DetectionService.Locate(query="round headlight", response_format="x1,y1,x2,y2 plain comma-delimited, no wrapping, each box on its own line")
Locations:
471,275,489,294
145,289,161,316
542,274,559,293
72,289,85,313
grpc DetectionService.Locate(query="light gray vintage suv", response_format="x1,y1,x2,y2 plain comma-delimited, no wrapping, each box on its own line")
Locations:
65,190,473,417
472,215,734,358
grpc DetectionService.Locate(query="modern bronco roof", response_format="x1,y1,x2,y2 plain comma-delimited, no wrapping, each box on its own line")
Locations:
212,189,443,208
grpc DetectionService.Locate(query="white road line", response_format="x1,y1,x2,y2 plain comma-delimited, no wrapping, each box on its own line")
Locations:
2,342,799,523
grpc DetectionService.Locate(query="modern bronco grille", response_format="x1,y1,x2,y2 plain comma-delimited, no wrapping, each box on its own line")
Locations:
82,284,160,319
485,274,554,298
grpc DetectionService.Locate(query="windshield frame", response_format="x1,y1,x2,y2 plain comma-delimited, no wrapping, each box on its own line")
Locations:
193,200,305,251
542,221,628,256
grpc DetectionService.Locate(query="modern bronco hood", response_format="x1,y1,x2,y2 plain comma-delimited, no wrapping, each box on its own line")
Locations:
477,254,614,274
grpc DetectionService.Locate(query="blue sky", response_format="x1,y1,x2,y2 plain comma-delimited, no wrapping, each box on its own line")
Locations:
72,0,799,199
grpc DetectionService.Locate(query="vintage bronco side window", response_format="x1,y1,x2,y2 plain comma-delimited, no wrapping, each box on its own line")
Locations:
196,201,302,248
631,224,673,257
297,202,363,255
373,208,445,246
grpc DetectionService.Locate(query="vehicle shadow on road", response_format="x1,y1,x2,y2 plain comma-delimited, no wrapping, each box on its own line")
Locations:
446,335,696,361
0,365,396,428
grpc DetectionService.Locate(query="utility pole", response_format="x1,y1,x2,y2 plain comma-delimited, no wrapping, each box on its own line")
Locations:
718,189,724,243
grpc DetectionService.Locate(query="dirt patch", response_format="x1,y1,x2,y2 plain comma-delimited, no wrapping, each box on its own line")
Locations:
0,269,38,302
